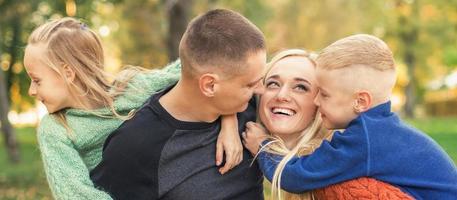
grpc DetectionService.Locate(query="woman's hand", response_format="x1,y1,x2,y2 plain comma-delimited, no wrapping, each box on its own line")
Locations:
242,121,269,155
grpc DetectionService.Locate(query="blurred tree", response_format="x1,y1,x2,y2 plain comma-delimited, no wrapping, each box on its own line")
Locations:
166,0,193,61
384,0,457,117
111,0,168,67
0,58,19,163
396,0,420,118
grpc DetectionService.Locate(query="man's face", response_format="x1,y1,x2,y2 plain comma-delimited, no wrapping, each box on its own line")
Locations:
213,51,266,114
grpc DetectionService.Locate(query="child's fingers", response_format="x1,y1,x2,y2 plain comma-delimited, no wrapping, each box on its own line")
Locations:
236,150,243,166
242,131,247,139
215,140,223,166
219,150,234,174
233,145,243,167
246,121,256,129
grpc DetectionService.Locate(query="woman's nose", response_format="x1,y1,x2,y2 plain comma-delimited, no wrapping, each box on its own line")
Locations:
275,87,290,102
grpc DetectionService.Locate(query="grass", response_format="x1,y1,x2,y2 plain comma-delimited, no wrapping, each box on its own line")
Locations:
1,117,456,199
0,127,51,200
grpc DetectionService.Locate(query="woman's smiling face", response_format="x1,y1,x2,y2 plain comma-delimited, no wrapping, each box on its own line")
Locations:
259,56,319,141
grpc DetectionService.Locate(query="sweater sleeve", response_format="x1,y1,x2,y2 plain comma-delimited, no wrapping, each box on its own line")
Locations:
37,115,113,200
137,59,181,94
113,60,181,110
258,123,370,193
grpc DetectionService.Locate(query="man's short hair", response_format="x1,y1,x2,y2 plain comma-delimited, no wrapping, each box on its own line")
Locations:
179,9,265,78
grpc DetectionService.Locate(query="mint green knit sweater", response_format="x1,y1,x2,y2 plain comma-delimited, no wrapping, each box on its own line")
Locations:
37,60,181,200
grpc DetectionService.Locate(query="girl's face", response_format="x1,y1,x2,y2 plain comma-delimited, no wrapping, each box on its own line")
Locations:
259,56,319,142
24,45,75,113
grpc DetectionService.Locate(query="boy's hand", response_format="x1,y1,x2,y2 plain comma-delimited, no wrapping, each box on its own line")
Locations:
242,121,269,155
216,114,243,175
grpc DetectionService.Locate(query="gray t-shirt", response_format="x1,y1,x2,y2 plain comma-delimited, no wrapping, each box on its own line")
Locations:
91,84,264,200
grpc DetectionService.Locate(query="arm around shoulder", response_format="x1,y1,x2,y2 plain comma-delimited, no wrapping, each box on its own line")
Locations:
257,129,370,193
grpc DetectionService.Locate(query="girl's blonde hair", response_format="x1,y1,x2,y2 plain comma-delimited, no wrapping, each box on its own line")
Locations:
28,17,139,136
257,49,333,200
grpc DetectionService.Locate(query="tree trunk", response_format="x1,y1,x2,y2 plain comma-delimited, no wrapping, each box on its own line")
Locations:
0,21,21,164
166,0,193,62
398,0,419,118
403,45,417,118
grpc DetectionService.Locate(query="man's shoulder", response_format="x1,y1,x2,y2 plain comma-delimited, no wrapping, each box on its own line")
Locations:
103,99,169,150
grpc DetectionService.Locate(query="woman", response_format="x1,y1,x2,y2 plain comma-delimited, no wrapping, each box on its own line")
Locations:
243,49,412,200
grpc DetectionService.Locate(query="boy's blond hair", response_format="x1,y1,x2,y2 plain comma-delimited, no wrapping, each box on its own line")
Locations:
316,34,395,71
316,34,397,104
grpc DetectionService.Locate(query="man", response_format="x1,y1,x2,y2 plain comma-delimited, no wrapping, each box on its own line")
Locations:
90,9,266,199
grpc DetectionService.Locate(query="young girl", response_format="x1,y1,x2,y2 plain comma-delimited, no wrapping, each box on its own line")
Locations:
24,17,242,199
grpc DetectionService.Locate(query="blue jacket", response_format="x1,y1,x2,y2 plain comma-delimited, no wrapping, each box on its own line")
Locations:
258,101,457,199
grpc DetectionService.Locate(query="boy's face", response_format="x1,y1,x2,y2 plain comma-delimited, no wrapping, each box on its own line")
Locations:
213,50,266,114
314,68,358,129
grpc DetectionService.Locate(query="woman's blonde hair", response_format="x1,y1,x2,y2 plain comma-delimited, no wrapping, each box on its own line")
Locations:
28,17,139,137
257,49,333,200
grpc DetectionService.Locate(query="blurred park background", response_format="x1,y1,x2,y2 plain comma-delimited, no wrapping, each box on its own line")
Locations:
0,0,456,199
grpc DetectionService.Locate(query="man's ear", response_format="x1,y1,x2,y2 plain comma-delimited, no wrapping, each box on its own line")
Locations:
199,73,219,97
62,64,76,82
353,91,372,113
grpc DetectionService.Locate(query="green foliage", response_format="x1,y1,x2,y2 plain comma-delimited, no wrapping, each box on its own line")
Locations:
1,0,457,112
444,46,457,68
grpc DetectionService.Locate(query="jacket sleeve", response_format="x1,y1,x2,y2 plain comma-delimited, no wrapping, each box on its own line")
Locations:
37,115,113,200
115,59,181,108
258,125,370,193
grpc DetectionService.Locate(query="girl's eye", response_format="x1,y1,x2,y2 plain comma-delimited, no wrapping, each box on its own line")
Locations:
33,80,41,85
295,84,309,92
266,81,280,89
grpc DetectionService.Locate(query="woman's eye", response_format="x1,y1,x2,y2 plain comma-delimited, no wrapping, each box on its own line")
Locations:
295,84,309,91
266,81,280,89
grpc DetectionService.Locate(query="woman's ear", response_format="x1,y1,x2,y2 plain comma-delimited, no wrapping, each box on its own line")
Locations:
62,64,76,82
353,91,372,113
199,73,219,97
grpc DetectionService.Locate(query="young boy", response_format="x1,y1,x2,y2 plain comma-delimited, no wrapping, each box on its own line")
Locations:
244,34,457,199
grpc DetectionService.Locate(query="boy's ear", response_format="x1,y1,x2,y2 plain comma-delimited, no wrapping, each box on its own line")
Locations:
353,91,372,113
199,73,219,97
62,64,76,82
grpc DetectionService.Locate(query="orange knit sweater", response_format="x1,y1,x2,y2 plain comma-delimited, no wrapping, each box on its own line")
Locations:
313,177,414,200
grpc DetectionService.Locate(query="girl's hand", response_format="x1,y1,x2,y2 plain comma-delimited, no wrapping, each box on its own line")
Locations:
216,114,243,175
242,121,269,155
